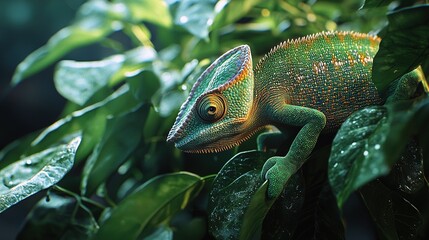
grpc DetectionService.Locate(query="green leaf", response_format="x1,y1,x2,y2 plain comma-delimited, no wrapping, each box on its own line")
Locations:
372,5,429,92
329,97,429,208
117,0,172,27
211,0,263,30
0,137,81,213
54,58,121,106
239,182,275,240
208,150,272,240
127,70,161,102
174,0,217,39
360,180,423,240
329,106,389,208
81,105,148,195
31,85,140,156
17,193,98,240
12,0,125,85
54,46,156,105
261,172,306,239
91,172,204,240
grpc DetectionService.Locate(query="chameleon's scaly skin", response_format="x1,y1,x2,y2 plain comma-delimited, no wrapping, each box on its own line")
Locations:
167,31,426,199
254,32,382,131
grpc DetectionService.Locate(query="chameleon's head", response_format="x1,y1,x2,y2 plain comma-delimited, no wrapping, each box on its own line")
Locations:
167,45,257,153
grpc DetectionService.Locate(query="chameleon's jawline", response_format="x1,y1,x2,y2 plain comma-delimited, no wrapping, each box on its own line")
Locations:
179,126,265,154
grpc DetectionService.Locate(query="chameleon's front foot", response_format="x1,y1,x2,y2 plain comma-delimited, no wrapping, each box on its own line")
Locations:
261,156,298,199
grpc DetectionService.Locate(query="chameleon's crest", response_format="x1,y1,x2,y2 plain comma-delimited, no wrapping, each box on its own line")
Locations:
167,45,253,147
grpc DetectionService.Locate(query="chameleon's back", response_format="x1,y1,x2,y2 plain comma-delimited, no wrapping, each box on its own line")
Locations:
254,31,383,131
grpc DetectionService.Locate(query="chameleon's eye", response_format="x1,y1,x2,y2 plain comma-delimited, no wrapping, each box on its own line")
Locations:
197,94,226,122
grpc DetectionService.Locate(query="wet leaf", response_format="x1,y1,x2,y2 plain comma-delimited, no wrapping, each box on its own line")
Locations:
81,105,148,195
91,172,204,240
330,97,429,208
360,180,423,240
54,46,156,106
174,0,217,39
329,106,389,208
54,59,121,106
372,5,429,92
208,150,272,240
17,193,98,240
0,137,81,213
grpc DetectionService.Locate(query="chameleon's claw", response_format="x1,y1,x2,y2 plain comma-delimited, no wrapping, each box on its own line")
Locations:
262,156,293,199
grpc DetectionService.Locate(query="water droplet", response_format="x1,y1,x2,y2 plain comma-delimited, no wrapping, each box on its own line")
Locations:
25,159,32,165
363,150,369,156
3,174,18,188
181,84,187,91
333,163,339,168
374,144,380,150
179,15,188,23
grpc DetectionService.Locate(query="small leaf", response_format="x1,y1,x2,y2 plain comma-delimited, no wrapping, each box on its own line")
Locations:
174,0,217,39
372,5,429,92
0,137,81,213
91,172,204,240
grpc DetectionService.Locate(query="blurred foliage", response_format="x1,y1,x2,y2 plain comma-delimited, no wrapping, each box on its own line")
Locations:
1,0,429,239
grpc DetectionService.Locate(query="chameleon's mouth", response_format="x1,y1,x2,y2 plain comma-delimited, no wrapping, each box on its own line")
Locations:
178,126,265,154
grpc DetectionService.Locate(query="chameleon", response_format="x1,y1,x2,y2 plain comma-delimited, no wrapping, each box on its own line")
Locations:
166,31,427,199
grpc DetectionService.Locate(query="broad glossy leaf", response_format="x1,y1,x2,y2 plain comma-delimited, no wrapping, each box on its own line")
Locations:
54,46,156,105
54,58,121,105
329,106,389,208
81,106,148,195
91,172,205,240
208,150,272,240
12,0,125,85
360,180,423,240
372,5,429,92
17,193,98,240
174,0,217,39
0,137,80,213
329,97,429,208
